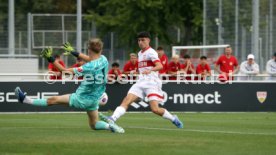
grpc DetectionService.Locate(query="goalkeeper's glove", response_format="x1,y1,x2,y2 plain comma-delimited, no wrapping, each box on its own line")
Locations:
40,47,55,63
62,42,80,57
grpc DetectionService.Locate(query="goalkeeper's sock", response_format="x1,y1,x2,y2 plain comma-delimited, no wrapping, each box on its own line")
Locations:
110,106,126,122
32,99,48,106
162,109,175,122
94,121,110,130
22,96,33,104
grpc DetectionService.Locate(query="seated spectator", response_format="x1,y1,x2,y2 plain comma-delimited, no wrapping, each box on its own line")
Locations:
108,62,122,82
71,58,85,80
266,52,276,80
168,55,182,80
48,54,65,80
157,46,168,74
238,54,259,81
196,56,211,80
181,54,196,80
123,53,138,79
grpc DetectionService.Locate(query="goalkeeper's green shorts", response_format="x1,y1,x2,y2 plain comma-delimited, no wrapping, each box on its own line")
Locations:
69,93,99,111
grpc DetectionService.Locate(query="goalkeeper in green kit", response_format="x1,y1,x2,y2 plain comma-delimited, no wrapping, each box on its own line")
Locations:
14,38,125,133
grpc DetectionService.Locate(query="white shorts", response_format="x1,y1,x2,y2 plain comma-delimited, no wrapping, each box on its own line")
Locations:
128,79,164,103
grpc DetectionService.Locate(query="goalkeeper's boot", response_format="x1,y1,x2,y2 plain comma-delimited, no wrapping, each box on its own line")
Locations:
99,113,114,124
109,123,125,134
172,115,184,128
99,113,124,133
14,87,26,103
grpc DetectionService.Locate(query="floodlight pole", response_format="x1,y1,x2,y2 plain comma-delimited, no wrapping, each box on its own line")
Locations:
8,0,15,55
77,0,82,52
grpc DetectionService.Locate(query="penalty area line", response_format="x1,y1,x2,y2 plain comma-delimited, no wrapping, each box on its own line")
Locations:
125,126,276,136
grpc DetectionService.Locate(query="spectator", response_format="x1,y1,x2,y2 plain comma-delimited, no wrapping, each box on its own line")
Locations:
108,62,122,81
266,52,276,80
238,54,259,81
168,55,182,80
156,46,168,74
196,56,211,80
215,46,239,81
48,54,65,80
181,54,196,80
71,58,85,80
123,53,138,78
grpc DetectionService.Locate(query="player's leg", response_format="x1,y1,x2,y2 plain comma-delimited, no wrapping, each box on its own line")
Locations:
149,100,183,128
145,80,183,128
109,93,139,122
86,110,124,133
106,83,142,122
15,87,70,106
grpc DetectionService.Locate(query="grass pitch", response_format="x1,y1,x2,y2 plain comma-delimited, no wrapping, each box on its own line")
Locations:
0,112,276,155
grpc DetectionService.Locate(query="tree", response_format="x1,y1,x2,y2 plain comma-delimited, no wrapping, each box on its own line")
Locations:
86,0,203,50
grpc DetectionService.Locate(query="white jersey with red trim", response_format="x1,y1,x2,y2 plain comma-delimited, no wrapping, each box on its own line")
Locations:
137,47,160,80
128,47,164,102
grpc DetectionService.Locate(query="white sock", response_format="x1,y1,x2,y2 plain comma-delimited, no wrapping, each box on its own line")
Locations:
23,96,33,104
162,109,175,122
111,106,126,122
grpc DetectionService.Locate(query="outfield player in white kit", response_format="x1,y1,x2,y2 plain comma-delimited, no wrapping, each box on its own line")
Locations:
102,32,183,129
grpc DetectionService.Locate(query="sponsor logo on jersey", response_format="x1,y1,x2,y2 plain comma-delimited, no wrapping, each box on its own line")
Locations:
257,91,267,104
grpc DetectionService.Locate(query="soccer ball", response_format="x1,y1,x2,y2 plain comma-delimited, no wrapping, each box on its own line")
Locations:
99,92,108,106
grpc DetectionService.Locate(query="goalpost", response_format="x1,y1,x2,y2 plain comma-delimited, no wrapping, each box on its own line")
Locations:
172,44,230,56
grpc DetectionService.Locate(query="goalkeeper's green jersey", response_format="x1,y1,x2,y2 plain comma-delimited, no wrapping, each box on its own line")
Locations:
73,55,108,101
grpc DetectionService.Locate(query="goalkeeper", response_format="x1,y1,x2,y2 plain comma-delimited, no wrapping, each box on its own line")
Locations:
14,38,124,133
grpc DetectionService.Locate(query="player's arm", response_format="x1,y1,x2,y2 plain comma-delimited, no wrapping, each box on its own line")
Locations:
206,70,211,76
183,65,190,73
77,53,91,62
168,71,177,75
52,60,74,73
40,47,74,73
151,61,163,72
62,42,91,62
251,64,259,75
142,61,163,74
233,58,240,74
189,65,196,74
233,65,240,74
214,64,223,74
206,65,212,76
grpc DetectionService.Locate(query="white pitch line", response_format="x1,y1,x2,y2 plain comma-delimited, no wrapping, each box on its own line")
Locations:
125,126,276,136
0,126,275,136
